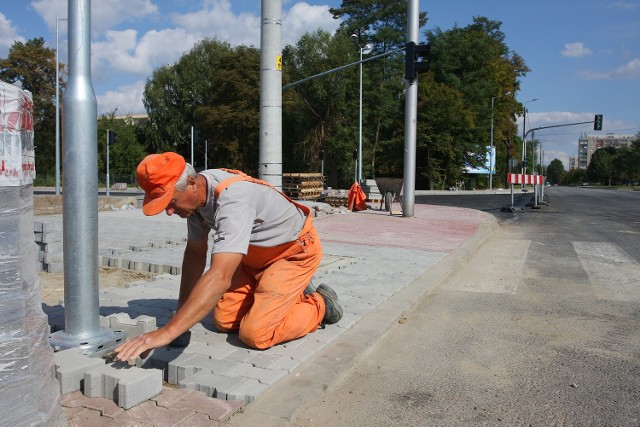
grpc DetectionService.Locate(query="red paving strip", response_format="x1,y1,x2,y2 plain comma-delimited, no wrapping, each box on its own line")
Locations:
61,387,244,426
315,204,485,252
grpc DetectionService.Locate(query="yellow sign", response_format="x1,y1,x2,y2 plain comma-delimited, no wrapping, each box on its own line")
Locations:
276,55,282,71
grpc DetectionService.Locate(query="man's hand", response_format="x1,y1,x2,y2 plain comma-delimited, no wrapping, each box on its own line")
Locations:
113,328,173,361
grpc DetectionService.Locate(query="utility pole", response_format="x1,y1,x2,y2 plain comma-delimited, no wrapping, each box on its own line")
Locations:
402,0,419,217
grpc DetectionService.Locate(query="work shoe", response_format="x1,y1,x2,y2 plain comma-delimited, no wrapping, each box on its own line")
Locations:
316,284,343,324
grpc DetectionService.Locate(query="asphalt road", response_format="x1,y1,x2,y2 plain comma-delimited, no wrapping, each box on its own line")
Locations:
291,186,640,426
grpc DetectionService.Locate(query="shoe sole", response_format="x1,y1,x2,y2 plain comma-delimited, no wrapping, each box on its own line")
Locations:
317,285,343,323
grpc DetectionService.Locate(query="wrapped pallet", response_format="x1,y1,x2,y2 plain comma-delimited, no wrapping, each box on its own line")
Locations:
0,81,65,425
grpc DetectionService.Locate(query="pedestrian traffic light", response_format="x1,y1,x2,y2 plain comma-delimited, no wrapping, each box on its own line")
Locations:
319,150,324,161
352,150,357,161
404,41,430,81
193,129,201,143
594,114,603,131
108,130,116,145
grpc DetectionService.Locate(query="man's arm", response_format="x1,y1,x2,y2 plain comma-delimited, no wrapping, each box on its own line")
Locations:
114,252,244,361
178,238,208,308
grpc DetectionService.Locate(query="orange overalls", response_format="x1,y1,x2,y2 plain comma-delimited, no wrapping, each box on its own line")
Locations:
210,171,325,349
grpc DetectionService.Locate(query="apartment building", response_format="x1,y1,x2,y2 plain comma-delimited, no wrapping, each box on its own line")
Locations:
577,133,636,169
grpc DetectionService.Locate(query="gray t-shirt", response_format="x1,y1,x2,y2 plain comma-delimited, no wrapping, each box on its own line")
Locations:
187,169,306,255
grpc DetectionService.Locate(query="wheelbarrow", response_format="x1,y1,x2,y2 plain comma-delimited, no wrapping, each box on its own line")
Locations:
374,177,403,213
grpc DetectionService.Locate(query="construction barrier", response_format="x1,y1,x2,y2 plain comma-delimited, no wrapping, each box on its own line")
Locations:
507,173,545,185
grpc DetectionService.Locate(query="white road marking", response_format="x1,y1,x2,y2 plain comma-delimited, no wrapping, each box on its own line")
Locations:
449,239,531,294
573,242,640,302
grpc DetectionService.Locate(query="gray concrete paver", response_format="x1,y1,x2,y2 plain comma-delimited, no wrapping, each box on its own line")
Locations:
45,202,490,424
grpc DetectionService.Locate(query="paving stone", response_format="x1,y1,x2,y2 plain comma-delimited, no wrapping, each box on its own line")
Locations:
54,348,106,394
173,412,222,427
224,378,270,403
150,386,196,408
225,348,280,368
118,400,193,426
262,355,300,373
61,392,124,418
99,313,157,339
84,363,163,409
170,353,237,384
223,361,287,385
168,387,244,419
179,371,245,399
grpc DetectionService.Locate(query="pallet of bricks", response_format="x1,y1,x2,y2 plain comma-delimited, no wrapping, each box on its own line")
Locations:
282,173,323,200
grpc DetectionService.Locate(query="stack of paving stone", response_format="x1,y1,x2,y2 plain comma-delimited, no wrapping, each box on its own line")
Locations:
34,218,63,273
282,173,324,200
361,179,383,203
320,188,349,207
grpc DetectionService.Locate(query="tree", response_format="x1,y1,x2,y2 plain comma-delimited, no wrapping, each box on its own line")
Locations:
423,17,527,188
0,38,64,178
587,148,613,185
143,39,260,174
562,168,587,186
546,158,565,185
97,112,146,184
283,29,360,187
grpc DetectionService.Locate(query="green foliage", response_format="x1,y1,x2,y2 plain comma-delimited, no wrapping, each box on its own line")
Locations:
0,38,65,176
423,17,526,188
97,113,146,182
561,168,587,186
546,158,565,185
143,39,260,173
587,148,613,184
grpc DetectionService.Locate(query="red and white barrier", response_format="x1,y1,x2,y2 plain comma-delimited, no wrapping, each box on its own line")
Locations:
508,173,545,185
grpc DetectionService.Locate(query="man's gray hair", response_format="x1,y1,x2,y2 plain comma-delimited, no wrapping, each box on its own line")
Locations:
175,163,197,191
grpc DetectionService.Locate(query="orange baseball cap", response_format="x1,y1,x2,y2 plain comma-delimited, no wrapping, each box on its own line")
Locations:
136,152,186,216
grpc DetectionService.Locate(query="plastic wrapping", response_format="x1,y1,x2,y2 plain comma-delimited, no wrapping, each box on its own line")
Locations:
0,82,64,425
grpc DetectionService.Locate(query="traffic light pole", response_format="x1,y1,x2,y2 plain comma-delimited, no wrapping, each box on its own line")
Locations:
521,118,600,143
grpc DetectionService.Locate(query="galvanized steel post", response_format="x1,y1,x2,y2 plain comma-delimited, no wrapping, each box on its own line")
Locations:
259,0,283,189
402,0,419,217
49,0,124,355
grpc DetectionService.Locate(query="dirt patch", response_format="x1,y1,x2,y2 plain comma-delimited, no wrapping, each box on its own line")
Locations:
39,267,156,306
34,195,139,216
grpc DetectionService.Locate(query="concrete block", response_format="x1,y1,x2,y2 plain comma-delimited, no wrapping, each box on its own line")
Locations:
179,371,245,399
170,353,237,384
84,363,163,409
54,347,105,394
223,362,287,385
100,312,156,338
137,347,185,382
225,378,269,403
44,261,64,273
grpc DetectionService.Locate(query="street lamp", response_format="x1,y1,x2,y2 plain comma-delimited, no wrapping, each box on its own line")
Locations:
489,91,511,190
521,97,538,176
55,17,67,196
350,32,363,184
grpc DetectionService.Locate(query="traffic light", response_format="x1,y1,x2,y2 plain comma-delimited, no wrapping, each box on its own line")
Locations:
404,41,430,81
193,129,201,143
108,130,116,145
352,150,358,161
319,150,325,161
594,114,603,131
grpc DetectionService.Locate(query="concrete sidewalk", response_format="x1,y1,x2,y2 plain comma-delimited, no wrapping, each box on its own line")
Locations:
41,201,495,426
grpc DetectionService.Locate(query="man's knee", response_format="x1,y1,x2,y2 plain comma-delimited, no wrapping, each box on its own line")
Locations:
238,322,273,350
213,311,239,332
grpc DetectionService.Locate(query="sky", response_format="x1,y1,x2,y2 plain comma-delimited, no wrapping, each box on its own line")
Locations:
1,0,639,169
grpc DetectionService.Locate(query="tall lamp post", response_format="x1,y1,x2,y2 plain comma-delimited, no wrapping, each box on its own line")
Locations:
521,97,538,175
489,91,511,190
55,17,67,196
350,32,363,184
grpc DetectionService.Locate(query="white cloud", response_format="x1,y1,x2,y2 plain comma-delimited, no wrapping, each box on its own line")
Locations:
97,80,146,115
92,28,201,78
282,3,340,47
172,0,261,47
578,57,640,80
31,0,158,35
0,12,25,56
561,42,592,57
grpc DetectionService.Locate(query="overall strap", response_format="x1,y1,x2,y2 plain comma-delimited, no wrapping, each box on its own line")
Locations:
213,169,310,216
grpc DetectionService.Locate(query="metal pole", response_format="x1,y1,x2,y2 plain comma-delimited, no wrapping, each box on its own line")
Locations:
106,129,110,197
489,96,495,191
55,18,66,196
358,46,363,183
50,0,124,355
190,126,194,165
521,98,538,176
402,0,419,217
205,140,208,169
259,0,283,189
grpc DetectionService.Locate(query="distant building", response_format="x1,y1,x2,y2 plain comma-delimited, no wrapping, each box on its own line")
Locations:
112,113,148,125
577,133,636,169
568,155,578,171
